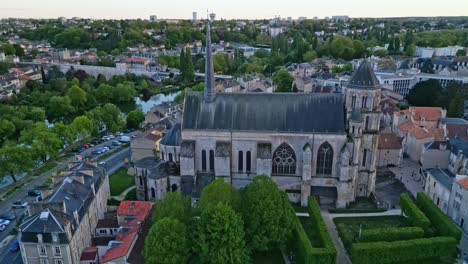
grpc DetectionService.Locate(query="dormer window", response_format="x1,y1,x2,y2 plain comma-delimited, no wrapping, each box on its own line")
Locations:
37,234,43,243
52,233,58,243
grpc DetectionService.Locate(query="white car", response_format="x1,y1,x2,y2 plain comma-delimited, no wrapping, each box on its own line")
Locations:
0,219,11,226
116,132,123,136
11,201,28,209
0,224,5,231
98,161,106,166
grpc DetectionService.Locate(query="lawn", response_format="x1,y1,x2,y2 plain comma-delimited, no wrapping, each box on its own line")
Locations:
334,215,408,251
109,168,135,196
124,188,137,200
252,250,284,264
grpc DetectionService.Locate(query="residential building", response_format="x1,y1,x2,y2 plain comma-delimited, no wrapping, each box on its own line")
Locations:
448,175,468,234
19,157,110,264
377,133,404,167
80,247,98,264
420,141,450,169
424,167,455,214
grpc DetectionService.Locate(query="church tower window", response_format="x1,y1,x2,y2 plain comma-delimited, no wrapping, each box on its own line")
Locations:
238,151,244,171
209,150,215,171
362,149,368,167
201,150,207,171
272,143,296,175
362,95,368,108
351,95,356,107
365,116,370,130
316,142,333,175
246,151,251,172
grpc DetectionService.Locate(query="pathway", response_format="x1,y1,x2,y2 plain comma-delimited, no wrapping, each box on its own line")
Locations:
111,186,136,201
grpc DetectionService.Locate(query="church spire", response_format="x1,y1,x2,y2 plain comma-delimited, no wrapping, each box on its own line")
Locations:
204,21,215,102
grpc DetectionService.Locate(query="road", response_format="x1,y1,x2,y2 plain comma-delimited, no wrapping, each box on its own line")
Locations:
0,143,131,264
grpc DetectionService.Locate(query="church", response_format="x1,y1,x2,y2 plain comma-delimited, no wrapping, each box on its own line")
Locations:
136,22,381,208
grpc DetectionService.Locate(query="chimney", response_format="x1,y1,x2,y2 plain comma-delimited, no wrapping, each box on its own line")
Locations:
204,21,215,103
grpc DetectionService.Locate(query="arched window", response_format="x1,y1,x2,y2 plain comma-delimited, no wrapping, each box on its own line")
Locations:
316,142,333,175
201,150,207,171
272,143,296,175
151,187,155,198
352,126,355,134
351,95,356,107
169,153,173,162
139,176,143,186
238,151,243,171
362,149,368,167
362,95,368,108
161,151,165,160
365,116,370,130
209,150,215,171
246,151,251,172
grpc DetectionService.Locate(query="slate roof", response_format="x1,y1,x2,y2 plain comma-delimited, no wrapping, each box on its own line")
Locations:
347,60,380,89
449,137,468,156
160,123,181,146
427,168,454,190
183,92,346,134
379,133,403,149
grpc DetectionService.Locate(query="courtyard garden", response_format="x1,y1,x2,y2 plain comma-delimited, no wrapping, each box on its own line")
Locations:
334,192,461,264
142,176,338,264
109,168,134,196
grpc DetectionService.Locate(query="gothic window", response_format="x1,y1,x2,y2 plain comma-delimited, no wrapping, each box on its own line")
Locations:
351,95,356,107
365,116,370,130
362,95,368,108
151,187,155,198
169,153,173,162
272,143,296,175
238,151,244,171
362,149,368,167
316,142,333,175
209,150,215,171
139,176,143,186
352,126,355,134
161,151,164,160
201,150,207,171
246,151,251,172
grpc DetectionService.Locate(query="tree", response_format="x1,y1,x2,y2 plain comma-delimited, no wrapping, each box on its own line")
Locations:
70,116,95,138
273,69,294,92
303,50,317,62
51,122,76,146
100,104,125,132
448,93,464,117
184,47,195,83
421,59,435,74
144,218,189,264
94,84,113,103
46,96,75,121
194,203,249,264
406,80,442,106
241,176,295,252
19,123,62,163
154,192,191,223
0,119,16,141
1,43,16,55
112,83,136,103
197,179,240,212
0,145,35,182
67,85,87,108
126,110,145,129
13,44,25,57
179,48,186,77
456,49,467,56
394,37,401,52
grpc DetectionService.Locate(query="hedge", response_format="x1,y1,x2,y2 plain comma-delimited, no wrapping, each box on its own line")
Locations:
350,236,457,264
360,227,425,243
290,197,336,264
416,192,462,241
399,194,431,232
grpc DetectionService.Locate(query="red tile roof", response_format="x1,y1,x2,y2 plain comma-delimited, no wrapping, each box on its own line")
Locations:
379,133,403,149
80,247,98,261
117,201,153,222
101,224,139,263
457,177,468,190
410,107,443,121
398,121,445,140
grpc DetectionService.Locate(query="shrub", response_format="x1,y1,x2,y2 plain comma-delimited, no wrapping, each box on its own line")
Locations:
308,197,335,249
360,227,424,242
350,236,457,264
416,192,462,241
399,194,431,232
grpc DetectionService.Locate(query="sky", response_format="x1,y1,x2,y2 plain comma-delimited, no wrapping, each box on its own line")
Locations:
0,0,467,20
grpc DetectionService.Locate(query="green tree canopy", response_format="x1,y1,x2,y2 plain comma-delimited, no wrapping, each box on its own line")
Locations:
112,83,136,103
241,176,295,252
67,85,87,108
406,80,442,106
154,192,191,223
19,123,62,163
46,96,75,121
144,217,189,264
273,69,294,92
448,93,464,117
70,116,95,138
194,203,249,264
0,144,35,182
197,179,240,212
126,110,145,129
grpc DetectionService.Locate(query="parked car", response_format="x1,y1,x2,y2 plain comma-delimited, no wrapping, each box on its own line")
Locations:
108,134,115,139
131,135,138,138
0,219,11,226
35,196,43,202
112,140,122,146
0,224,5,231
82,144,90,149
10,240,19,252
98,161,106,166
116,132,123,136
28,189,41,196
12,201,28,209
0,213,16,221
92,140,100,145
119,136,130,143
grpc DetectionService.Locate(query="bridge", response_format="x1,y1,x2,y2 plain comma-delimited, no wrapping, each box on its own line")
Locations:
16,61,233,80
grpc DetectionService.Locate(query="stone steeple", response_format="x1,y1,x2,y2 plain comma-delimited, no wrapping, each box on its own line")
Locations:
204,21,215,102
